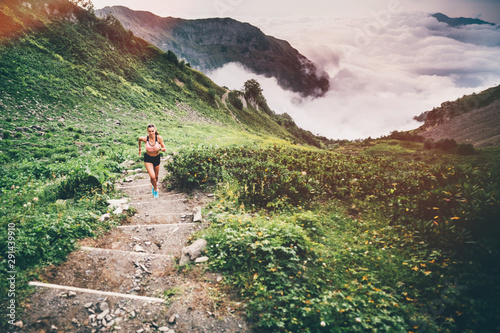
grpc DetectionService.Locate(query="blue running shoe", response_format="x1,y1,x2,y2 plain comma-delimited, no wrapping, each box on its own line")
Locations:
153,189,159,198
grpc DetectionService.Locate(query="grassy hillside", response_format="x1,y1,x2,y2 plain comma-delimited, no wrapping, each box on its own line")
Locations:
1,1,499,332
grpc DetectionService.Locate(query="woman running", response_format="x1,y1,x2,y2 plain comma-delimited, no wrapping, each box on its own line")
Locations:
138,124,166,198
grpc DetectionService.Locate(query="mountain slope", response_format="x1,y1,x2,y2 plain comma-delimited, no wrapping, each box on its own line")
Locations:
95,6,330,98
414,85,500,147
0,0,329,148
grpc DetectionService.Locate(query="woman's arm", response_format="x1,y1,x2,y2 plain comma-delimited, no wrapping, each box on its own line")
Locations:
158,135,166,153
138,137,145,155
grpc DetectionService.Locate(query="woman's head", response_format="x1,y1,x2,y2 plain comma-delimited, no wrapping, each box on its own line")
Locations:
147,124,158,136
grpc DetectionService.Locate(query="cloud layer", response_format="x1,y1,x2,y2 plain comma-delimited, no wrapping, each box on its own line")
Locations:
208,12,500,139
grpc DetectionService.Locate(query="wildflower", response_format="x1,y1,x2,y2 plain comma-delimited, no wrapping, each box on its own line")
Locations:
320,321,326,327
356,318,362,323
33,197,39,202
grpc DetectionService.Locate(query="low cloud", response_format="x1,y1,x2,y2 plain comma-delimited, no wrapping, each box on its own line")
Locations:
207,12,500,140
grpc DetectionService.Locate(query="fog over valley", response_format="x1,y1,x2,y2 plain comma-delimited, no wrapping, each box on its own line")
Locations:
208,12,500,139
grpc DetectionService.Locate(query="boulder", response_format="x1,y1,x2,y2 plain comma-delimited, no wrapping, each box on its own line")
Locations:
179,239,207,266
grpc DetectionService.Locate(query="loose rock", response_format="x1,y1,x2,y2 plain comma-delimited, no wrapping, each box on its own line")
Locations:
134,244,146,253
193,206,202,222
179,239,207,266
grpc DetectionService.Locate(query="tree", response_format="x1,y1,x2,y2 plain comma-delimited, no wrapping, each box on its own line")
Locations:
243,79,263,101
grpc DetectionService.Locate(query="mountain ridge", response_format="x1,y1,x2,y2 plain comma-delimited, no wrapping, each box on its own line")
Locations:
414,84,500,147
96,5,330,98
431,12,496,27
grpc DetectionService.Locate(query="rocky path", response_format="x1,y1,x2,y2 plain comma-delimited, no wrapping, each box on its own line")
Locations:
16,158,251,333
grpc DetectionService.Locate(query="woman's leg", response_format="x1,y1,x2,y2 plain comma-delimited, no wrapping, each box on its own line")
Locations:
144,162,157,190
154,165,160,191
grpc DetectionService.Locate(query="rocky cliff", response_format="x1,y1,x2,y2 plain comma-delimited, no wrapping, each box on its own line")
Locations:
96,6,330,98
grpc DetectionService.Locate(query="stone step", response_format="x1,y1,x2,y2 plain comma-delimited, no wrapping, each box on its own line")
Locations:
23,283,171,332
24,281,250,333
128,212,194,225
129,197,190,205
28,281,165,303
82,223,202,256
37,248,175,298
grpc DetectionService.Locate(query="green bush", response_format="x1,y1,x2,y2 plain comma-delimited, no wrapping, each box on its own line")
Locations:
424,139,434,150
57,171,102,199
456,143,475,155
228,91,244,110
436,138,457,151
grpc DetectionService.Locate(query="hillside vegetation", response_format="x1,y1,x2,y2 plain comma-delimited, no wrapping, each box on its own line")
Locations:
1,1,499,332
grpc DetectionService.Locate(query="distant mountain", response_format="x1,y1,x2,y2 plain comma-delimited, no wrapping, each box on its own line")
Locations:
431,13,496,27
95,6,330,98
415,85,500,147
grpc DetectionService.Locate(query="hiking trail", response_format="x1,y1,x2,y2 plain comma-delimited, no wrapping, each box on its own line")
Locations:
17,158,251,333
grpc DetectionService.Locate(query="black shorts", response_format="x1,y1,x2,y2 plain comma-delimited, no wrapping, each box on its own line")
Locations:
144,153,161,167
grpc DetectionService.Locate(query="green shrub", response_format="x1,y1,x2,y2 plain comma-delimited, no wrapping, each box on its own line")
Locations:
436,138,457,151
228,91,243,110
388,130,424,142
57,171,102,200
456,143,475,155
424,139,434,150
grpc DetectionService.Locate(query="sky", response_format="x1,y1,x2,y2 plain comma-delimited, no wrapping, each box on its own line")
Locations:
91,0,500,139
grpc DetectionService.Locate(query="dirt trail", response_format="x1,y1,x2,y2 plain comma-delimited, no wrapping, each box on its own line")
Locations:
16,158,251,333
221,90,246,131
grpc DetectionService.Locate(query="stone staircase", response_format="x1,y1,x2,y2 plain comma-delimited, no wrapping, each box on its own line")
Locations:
16,159,250,333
